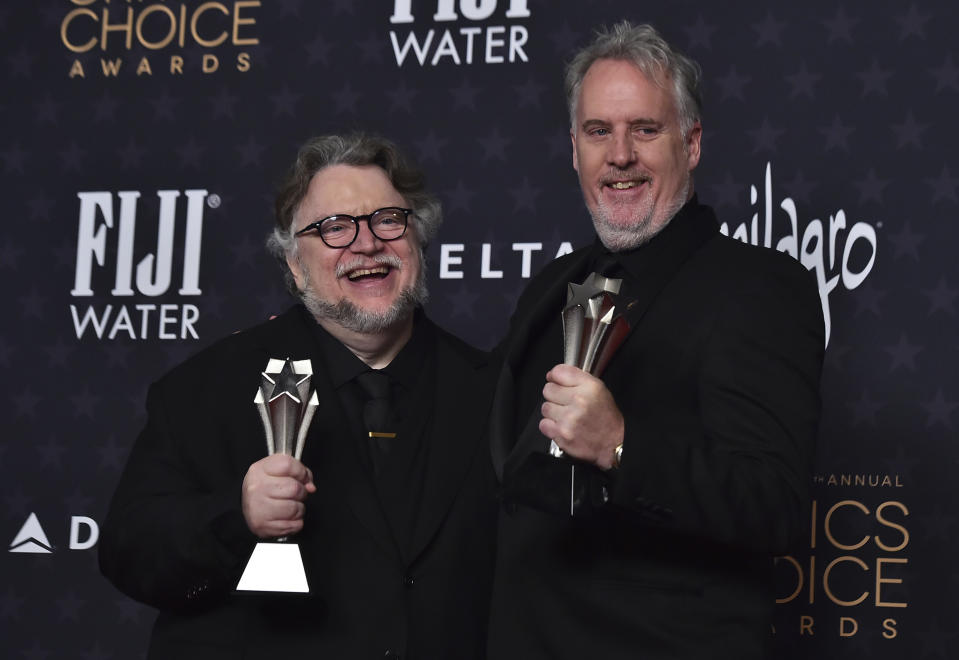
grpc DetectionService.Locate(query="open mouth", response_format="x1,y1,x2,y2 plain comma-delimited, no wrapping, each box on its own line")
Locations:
605,179,646,190
346,266,391,282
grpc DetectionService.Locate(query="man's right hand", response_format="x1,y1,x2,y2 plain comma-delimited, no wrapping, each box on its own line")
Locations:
242,454,316,539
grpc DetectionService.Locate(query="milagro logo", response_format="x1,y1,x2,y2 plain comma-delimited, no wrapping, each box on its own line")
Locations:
721,163,878,346
70,188,216,341
389,0,530,67
60,0,261,79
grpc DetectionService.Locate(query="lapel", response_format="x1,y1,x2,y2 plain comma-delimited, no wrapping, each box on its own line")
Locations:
406,328,490,563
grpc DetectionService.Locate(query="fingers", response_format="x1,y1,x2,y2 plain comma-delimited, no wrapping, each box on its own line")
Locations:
260,454,315,487
242,455,316,538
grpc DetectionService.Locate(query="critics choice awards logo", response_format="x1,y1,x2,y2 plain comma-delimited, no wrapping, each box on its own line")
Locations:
60,0,261,79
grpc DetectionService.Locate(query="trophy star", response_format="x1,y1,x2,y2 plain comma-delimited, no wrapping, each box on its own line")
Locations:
565,279,605,312
263,358,310,404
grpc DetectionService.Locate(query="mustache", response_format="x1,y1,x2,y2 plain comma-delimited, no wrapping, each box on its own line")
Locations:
599,170,652,185
335,254,403,278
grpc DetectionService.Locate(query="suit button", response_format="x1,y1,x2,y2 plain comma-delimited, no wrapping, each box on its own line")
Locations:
384,651,401,658
404,575,414,588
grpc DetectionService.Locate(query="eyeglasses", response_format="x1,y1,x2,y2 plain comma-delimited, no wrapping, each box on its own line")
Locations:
294,207,413,248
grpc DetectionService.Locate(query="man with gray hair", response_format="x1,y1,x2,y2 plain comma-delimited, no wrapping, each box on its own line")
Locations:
488,22,824,659
100,133,497,659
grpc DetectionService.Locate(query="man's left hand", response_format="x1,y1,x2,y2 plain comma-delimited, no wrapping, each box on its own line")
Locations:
539,363,624,470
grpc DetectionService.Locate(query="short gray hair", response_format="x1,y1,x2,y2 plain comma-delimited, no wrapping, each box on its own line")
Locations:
267,133,442,294
565,21,703,137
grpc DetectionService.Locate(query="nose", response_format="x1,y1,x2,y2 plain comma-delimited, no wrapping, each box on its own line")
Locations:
349,219,383,254
607,132,636,168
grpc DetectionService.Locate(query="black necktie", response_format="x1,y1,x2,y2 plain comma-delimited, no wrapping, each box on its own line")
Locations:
356,370,393,475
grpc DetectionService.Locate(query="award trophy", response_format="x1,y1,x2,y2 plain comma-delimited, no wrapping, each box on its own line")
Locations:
550,272,632,458
236,357,318,593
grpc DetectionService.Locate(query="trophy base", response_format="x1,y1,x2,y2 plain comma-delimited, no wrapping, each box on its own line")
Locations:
236,542,309,593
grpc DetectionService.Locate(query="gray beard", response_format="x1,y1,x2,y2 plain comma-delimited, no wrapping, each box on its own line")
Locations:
298,256,429,334
591,176,691,252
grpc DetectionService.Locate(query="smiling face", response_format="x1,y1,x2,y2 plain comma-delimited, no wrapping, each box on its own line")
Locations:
287,164,425,335
571,58,702,251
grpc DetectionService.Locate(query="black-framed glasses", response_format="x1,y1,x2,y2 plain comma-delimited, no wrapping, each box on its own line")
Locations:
294,207,413,248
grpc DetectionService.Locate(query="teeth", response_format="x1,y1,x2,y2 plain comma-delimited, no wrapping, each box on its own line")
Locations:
347,266,389,281
610,181,638,189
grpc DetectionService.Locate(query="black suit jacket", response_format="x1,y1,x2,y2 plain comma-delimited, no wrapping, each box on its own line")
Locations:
487,201,824,660
99,305,497,659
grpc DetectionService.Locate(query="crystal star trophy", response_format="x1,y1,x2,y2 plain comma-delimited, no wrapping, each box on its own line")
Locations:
236,358,318,593
550,273,632,458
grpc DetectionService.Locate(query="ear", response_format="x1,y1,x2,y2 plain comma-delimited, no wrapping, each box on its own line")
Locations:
686,121,703,171
286,252,305,291
570,130,579,172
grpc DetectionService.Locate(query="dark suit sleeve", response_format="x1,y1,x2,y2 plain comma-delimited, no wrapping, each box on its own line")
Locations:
98,373,256,612
609,261,825,554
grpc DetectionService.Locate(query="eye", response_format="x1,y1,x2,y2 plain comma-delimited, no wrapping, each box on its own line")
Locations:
589,127,610,137
320,217,352,236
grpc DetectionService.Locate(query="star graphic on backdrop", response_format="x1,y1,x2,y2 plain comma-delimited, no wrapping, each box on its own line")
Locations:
0,588,25,621
785,62,821,99
709,171,744,209
896,3,932,40
358,31,385,64
58,141,86,172
414,130,448,164
0,335,14,366
847,389,883,426
0,240,23,269
922,277,958,315
18,287,45,318
881,445,920,483
746,117,784,154
856,59,893,96
2,143,27,173
305,31,334,66
229,234,260,267
884,334,922,372
176,137,205,170
34,93,59,125
478,127,511,162
70,386,101,419
37,435,67,469
334,82,361,114
450,77,480,110
783,170,819,205
925,165,958,204
118,138,146,169
447,286,480,318
63,486,95,513
2,490,32,517
853,281,885,316
94,91,119,122
7,47,33,77
210,85,239,119
683,14,717,50
278,0,302,17
820,115,854,151
513,77,547,109
509,177,542,213
549,22,581,55
717,65,750,101
79,642,112,660
98,435,129,471
101,341,134,369
26,191,55,222
920,389,958,428
57,591,85,622
918,619,955,657
271,84,302,117
390,80,418,113
891,110,927,149
930,54,959,93
888,220,924,260
115,596,149,624
236,135,267,167
752,12,786,47
444,180,477,214
853,168,891,204
151,89,181,121
823,6,859,43
44,338,74,367
545,133,570,162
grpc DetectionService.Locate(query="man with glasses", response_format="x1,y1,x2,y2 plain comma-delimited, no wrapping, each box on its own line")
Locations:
487,22,824,659
100,133,497,659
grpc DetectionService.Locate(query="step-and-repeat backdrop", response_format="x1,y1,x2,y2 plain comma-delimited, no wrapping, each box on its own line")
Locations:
2,1,956,657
